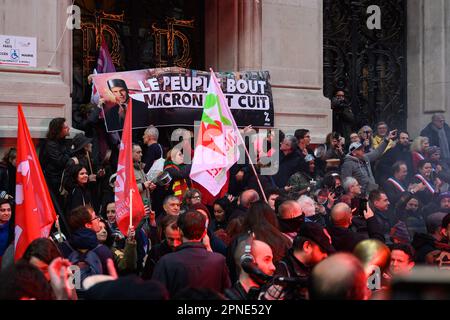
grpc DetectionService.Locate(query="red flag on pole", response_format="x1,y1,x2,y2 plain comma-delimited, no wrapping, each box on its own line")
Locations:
114,100,145,235
14,105,56,260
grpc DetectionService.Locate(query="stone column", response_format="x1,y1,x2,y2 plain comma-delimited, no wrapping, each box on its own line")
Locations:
205,0,331,142
205,0,262,71
0,0,73,139
261,0,331,141
407,0,450,136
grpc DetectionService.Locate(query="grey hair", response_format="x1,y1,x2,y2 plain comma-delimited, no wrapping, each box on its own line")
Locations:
343,177,358,193
432,113,445,121
144,125,159,140
284,135,298,148
163,195,179,206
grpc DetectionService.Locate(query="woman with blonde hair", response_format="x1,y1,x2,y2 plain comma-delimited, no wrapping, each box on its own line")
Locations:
410,136,429,171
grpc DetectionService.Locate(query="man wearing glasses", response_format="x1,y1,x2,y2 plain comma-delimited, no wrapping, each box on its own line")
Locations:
58,205,113,277
420,114,450,160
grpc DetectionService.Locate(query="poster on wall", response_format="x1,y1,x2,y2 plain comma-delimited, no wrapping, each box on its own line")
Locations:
92,67,274,132
0,35,37,67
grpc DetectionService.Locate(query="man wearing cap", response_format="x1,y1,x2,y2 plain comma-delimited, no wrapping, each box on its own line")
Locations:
104,79,150,132
272,222,334,300
341,129,397,196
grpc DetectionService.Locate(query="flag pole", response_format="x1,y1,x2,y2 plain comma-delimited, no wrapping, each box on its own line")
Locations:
209,68,268,203
129,189,133,228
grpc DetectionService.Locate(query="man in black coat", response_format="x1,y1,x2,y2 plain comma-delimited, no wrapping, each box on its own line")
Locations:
40,118,71,200
375,131,414,183
104,79,150,132
152,210,231,297
273,135,302,188
420,114,450,160
327,202,385,252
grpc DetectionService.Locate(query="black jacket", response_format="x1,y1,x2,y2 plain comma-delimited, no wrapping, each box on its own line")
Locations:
65,185,93,214
104,98,150,132
224,282,261,300
40,138,71,186
0,162,15,198
375,144,414,183
420,123,450,153
383,178,408,207
275,249,311,300
327,216,385,252
273,151,302,188
152,242,231,297
411,233,441,263
141,240,174,280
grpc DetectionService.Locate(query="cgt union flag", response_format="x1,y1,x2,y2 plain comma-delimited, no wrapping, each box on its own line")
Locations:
190,70,241,196
114,100,145,235
15,105,56,260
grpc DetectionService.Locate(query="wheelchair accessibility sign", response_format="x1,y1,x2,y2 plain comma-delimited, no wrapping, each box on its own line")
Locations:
0,35,36,67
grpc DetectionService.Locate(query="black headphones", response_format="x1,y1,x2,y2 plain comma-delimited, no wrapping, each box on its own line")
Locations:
240,231,255,265
239,231,272,285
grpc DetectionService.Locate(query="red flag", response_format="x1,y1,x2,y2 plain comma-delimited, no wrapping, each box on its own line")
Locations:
114,100,145,235
15,105,56,260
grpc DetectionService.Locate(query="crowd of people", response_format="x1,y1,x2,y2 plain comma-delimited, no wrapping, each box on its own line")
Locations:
1,98,450,300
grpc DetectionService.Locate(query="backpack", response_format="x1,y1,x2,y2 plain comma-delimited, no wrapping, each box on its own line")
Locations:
65,242,103,283
59,157,79,197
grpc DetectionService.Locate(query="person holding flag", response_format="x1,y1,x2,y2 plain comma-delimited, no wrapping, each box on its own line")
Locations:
190,70,267,205
14,105,57,261
114,100,146,238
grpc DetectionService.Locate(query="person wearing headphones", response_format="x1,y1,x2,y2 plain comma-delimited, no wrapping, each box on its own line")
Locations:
225,233,276,300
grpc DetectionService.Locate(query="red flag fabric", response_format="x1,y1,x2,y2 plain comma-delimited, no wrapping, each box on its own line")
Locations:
15,105,56,260
114,100,145,235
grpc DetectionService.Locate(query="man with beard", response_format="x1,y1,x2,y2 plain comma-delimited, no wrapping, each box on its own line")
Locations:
376,131,414,183
225,237,276,300
271,222,335,300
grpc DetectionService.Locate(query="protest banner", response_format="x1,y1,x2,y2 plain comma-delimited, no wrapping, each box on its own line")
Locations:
92,67,274,132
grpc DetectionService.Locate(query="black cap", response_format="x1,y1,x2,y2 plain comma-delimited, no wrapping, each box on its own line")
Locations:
297,222,336,254
70,133,92,154
107,79,128,91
